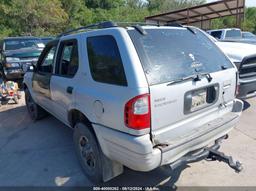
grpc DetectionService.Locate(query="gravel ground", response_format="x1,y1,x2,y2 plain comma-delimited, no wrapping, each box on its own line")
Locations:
0,92,255,189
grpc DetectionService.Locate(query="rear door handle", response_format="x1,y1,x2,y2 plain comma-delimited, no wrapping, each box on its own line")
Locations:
66,86,73,94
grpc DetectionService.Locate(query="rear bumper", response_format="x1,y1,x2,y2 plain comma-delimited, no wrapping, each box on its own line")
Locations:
237,79,256,99
93,99,243,172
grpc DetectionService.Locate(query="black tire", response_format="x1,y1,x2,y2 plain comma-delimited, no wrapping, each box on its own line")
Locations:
25,88,47,121
73,123,104,183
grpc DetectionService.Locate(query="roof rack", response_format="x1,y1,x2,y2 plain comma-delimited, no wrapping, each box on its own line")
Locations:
58,21,176,37
116,22,159,27
165,22,183,27
58,21,118,37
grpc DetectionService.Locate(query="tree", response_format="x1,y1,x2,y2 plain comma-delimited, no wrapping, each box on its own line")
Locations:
242,7,256,33
3,0,256,38
0,0,68,36
61,0,93,29
85,0,125,9
147,0,206,13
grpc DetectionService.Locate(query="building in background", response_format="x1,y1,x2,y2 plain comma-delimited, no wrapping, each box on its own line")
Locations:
145,0,245,30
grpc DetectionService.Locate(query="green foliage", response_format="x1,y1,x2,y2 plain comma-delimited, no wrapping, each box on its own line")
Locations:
8,0,256,38
61,0,93,29
211,16,236,29
242,7,256,33
0,0,68,36
147,0,206,14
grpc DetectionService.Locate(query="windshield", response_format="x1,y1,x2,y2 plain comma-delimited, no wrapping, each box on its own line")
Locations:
225,30,241,38
128,28,233,85
4,39,43,51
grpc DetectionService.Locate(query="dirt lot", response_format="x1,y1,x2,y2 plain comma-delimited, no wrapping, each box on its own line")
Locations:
0,92,256,188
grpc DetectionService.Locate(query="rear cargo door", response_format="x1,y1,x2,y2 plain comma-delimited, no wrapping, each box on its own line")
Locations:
149,69,236,144
128,27,236,144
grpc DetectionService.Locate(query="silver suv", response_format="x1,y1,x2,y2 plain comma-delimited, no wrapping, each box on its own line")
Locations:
23,22,244,183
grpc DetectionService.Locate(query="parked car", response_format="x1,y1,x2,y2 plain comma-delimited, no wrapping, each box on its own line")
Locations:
0,37,45,81
23,22,243,183
242,31,256,39
207,28,256,45
204,32,256,99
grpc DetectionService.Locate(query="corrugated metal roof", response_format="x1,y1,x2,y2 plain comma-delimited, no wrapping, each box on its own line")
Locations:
145,0,245,28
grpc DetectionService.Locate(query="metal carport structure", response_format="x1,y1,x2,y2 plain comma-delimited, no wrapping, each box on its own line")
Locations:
145,0,245,30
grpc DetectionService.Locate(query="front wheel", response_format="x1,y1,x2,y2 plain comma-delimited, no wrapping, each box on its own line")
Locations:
73,123,104,183
25,89,47,121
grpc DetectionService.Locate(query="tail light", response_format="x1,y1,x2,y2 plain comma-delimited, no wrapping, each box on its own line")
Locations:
9,91,14,96
124,94,151,130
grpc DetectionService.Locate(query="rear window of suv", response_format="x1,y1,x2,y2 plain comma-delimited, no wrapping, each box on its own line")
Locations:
128,27,233,85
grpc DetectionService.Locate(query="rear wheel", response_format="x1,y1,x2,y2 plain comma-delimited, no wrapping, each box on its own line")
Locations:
73,123,104,183
25,89,47,121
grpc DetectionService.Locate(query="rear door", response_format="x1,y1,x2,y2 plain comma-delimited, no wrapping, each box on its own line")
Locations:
50,39,79,124
149,71,236,144
128,27,236,144
32,41,58,110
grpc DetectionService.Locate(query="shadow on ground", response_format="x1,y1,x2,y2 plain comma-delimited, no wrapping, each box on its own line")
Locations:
0,105,187,188
103,165,189,189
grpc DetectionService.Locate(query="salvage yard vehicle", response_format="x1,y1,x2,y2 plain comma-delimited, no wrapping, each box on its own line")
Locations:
0,37,45,81
216,41,256,99
207,28,242,40
23,21,244,183
203,30,256,99
242,31,256,40
207,28,256,45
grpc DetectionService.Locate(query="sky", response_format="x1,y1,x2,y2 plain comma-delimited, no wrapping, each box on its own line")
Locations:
207,0,256,7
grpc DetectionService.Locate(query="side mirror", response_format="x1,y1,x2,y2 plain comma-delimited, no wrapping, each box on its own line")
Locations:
28,64,36,72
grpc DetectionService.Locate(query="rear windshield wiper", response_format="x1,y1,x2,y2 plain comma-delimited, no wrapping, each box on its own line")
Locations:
167,72,212,86
221,65,228,70
167,74,199,86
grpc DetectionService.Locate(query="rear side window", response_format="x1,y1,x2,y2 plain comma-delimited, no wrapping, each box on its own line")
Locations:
87,35,127,86
210,31,222,39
